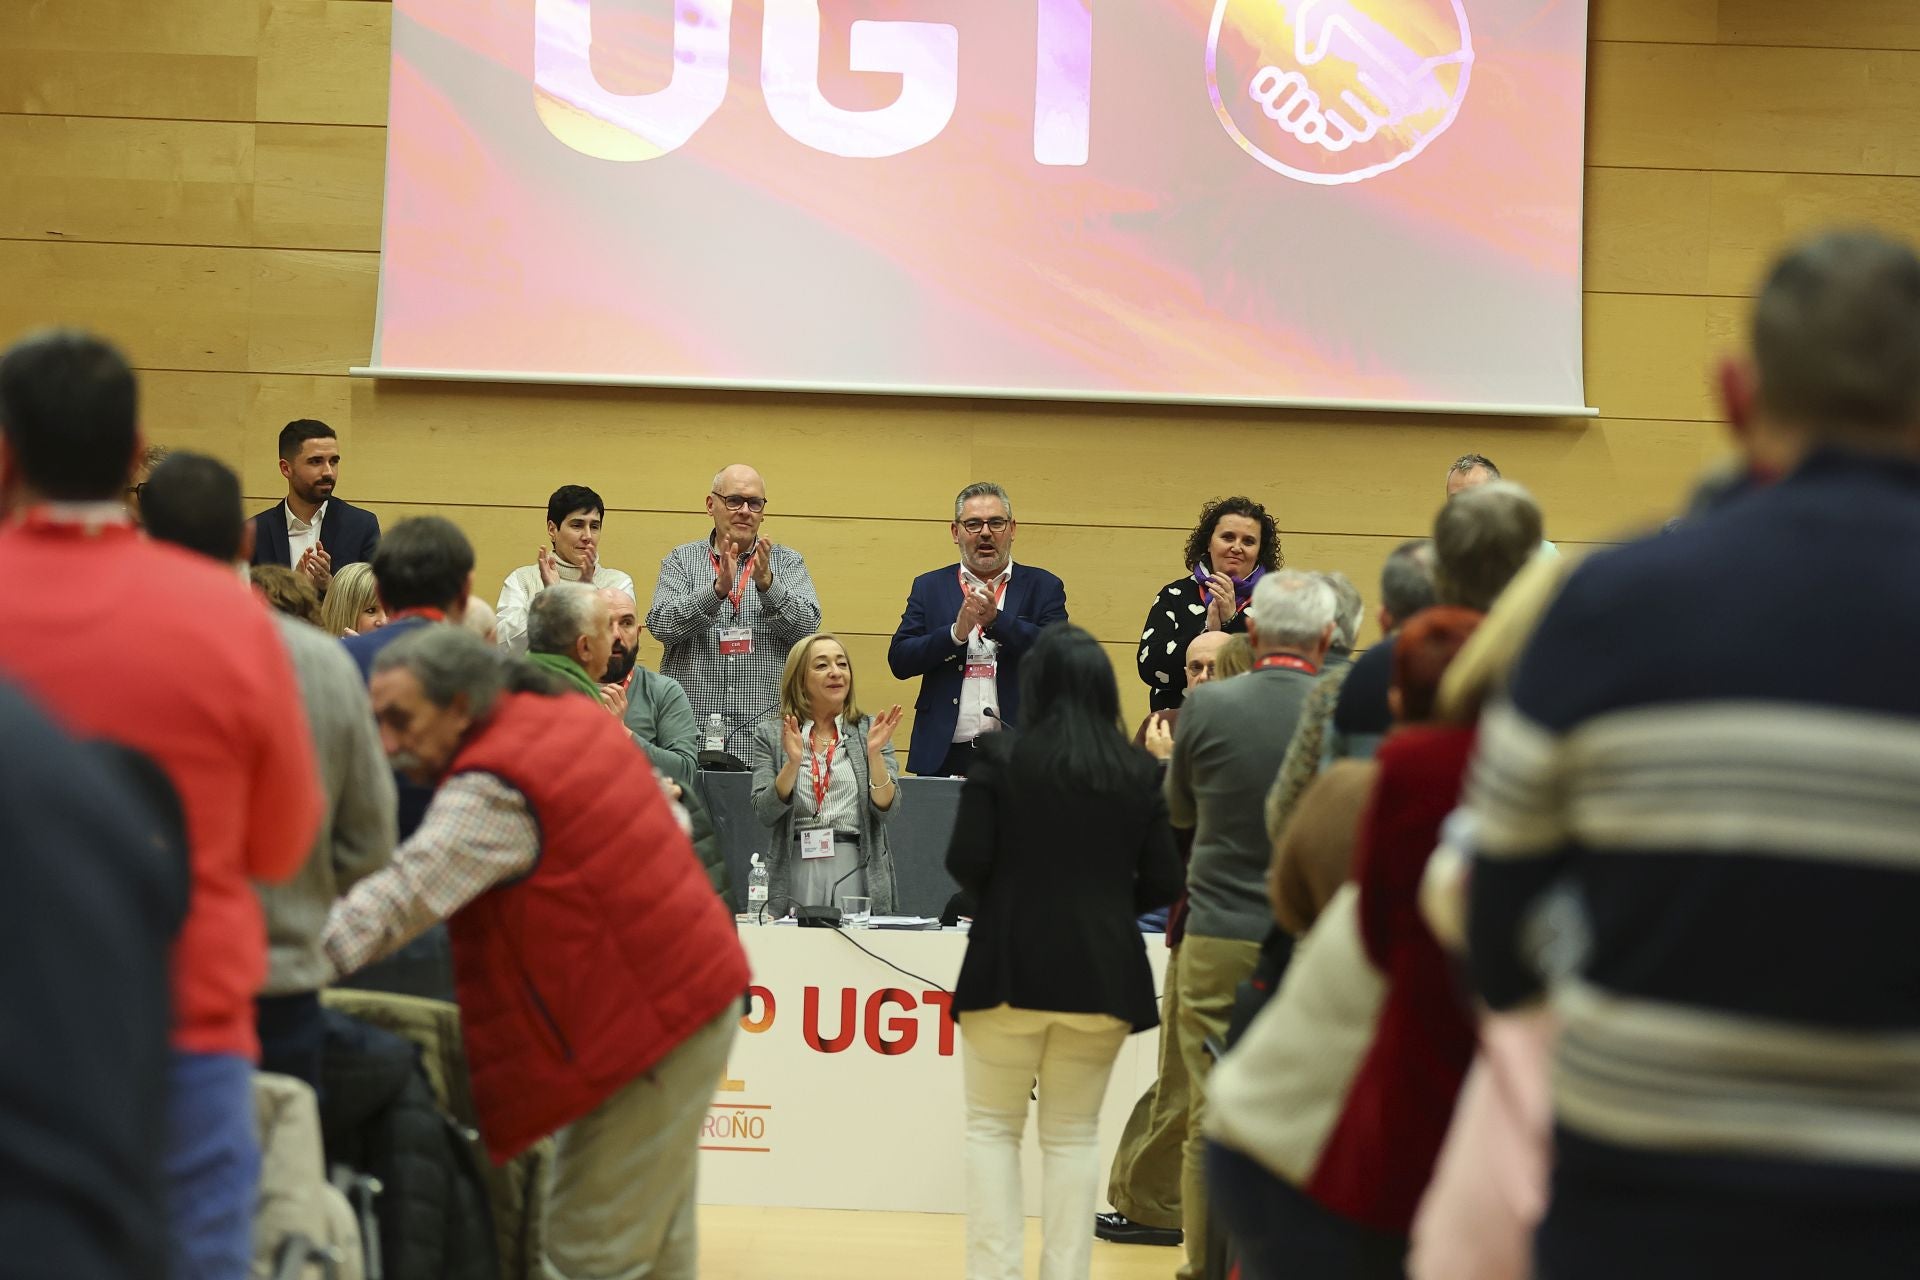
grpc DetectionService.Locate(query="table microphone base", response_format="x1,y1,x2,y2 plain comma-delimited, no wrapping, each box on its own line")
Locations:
794,905,843,929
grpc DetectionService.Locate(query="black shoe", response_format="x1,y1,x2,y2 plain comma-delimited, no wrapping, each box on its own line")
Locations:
1093,1212,1183,1246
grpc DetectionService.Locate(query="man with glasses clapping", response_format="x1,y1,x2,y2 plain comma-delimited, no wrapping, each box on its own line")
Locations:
647,464,822,737
889,481,1069,777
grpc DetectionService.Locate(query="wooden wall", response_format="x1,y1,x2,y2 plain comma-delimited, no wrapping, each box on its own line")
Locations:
5,0,1919,736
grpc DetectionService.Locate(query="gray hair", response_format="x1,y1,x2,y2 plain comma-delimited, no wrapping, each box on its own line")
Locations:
1380,538,1438,629
1247,569,1339,650
953,482,1013,523
1319,571,1364,654
1447,452,1500,483
1433,481,1543,612
1753,229,1920,435
526,581,601,656
372,624,507,717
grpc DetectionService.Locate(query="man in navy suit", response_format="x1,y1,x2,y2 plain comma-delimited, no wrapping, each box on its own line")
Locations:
248,419,380,593
889,482,1069,776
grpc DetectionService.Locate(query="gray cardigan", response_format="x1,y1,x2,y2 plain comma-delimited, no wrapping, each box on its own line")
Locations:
748,716,901,915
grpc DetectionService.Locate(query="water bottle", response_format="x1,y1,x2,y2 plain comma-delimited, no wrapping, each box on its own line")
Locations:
704,713,726,753
746,854,770,924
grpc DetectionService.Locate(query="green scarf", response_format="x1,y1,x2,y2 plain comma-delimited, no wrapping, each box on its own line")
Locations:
526,650,600,698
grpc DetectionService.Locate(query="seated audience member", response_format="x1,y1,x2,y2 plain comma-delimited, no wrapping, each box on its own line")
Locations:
648,464,821,731
523,581,616,700
143,453,397,1095
0,678,188,1280
948,624,1184,1280
124,441,168,525
463,595,498,646
0,330,321,1280
251,564,323,628
320,561,385,638
496,485,635,656
889,482,1068,777
1099,627,1234,1250
1166,570,1340,1279
1331,486,1539,761
1137,497,1284,713
749,632,905,917
1444,452,1500,496
249,418,381,593
1204,607,1484,1280
321,625,749,1279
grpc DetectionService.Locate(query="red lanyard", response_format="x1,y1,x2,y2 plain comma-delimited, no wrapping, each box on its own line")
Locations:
1256,653,1319,676
389,607,447,624
957,569,1009,639
808,721,839,811
711,539,755,615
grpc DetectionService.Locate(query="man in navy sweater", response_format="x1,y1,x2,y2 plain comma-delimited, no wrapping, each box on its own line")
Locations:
1467,229,1920,1280
888,482,1068,776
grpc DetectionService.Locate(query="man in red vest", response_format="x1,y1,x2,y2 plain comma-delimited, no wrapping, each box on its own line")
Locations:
322,623,749,1280
0,329,323,1279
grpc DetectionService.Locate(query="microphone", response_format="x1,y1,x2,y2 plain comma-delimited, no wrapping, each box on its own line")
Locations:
697,703,780,773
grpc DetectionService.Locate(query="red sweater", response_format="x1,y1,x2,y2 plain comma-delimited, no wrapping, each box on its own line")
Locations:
0,515,321,1058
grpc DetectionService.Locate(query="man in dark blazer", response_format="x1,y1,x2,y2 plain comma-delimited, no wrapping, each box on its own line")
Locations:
888,482,1069,776
249,419,380,593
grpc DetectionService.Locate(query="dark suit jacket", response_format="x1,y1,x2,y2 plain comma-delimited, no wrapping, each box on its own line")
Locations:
887,562,1069,774
946,735,1184,1030
249,497,381,571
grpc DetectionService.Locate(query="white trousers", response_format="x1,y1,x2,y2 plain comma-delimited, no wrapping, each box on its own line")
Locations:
960,1005,1131,1280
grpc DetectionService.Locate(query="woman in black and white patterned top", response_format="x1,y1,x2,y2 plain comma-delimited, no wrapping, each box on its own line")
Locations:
1136,497,1283,712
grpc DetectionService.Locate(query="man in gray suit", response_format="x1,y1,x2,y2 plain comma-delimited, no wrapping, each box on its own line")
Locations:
1163,569,1339,1280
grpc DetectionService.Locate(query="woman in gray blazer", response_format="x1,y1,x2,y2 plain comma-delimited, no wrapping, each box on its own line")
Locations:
749,631,905,918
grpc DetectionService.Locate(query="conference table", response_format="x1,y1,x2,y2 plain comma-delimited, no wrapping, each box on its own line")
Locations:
694,770,968,917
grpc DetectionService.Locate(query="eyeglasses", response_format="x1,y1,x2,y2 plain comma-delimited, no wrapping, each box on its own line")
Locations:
125,482,148,501
958,518,1011,535
712,492,768,513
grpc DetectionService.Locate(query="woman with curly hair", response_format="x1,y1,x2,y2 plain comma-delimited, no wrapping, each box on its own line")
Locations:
1136,497,1283,712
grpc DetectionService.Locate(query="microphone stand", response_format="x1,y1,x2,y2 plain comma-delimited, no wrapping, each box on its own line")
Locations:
697,703,780,773
795,847,873,929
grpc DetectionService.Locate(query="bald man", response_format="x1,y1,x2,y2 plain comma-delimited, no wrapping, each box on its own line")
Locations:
646,464,821,734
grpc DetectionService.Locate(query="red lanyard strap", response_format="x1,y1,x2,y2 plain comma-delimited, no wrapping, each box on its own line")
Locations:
808,721,839,811
1255,653,1319,676
712,540,755,615
957,569,1009,640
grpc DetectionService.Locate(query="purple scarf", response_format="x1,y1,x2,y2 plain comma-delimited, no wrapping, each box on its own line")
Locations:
1193,561,1266,611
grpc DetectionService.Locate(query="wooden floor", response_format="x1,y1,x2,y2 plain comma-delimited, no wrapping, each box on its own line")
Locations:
697,1205,1179,1279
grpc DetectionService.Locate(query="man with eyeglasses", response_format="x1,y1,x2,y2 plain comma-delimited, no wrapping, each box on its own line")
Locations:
888,481,1069,776
646,464,821,737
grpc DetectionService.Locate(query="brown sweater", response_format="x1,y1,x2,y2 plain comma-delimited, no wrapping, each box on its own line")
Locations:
1268,759,1378,935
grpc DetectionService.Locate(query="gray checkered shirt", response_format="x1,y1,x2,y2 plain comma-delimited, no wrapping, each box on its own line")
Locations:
646,536,822,739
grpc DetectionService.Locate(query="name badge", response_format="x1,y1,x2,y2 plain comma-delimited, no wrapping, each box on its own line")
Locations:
964,659,997,681
799,825,835,860
719,625,754,656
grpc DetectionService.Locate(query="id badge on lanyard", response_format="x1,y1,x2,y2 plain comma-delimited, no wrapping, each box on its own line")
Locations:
800,723,838,858
719,625,753,656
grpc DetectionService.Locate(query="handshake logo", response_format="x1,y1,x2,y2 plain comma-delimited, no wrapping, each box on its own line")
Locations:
1207,0,1474,185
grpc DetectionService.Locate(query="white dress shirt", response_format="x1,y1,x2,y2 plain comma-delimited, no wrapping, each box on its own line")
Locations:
950,562,1011,743
286,500,327,570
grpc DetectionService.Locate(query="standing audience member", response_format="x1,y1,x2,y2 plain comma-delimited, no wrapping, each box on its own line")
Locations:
1444,453,1500,496
648,463,821,734
251,564,323,628
462,595,498,646
320,561,386,638
1165,570,1339,1280
1468,231,1920,1280
889,482,1069,776
523,581,615,700
750,632,905,916
1331,488,1539,761
948,624,1184,1280
1098,627,1234,1250
1320,540,1436,764
1137,497,1283,712
495,485,635,656
0,679,188,1280
1205,608,1484,1280
0,330,322,1280
142,452,397,1094
322,625,750,1280
607,587,701,783
248,418,381,592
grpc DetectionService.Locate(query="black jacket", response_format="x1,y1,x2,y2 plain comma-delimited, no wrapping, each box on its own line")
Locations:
946,735,1184,1030
320,1012,496,1280
249,497,382,571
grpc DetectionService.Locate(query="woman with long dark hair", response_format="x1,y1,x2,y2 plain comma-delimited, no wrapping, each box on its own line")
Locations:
1137,497,1283,713
946,623,1185,1280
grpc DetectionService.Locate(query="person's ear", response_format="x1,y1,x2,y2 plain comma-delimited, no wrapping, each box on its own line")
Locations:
279,455,294,483
950,522,962,547
1377,606,1393,637
1718,355,1758,451
1388,686,1405,723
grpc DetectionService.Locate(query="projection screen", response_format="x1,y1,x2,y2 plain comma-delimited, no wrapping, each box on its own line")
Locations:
361,0,1593,415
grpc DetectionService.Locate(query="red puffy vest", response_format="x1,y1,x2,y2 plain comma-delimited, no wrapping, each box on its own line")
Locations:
443,691,750,1163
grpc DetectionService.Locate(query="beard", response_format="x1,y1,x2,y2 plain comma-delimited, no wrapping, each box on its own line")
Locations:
603,645,637,684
